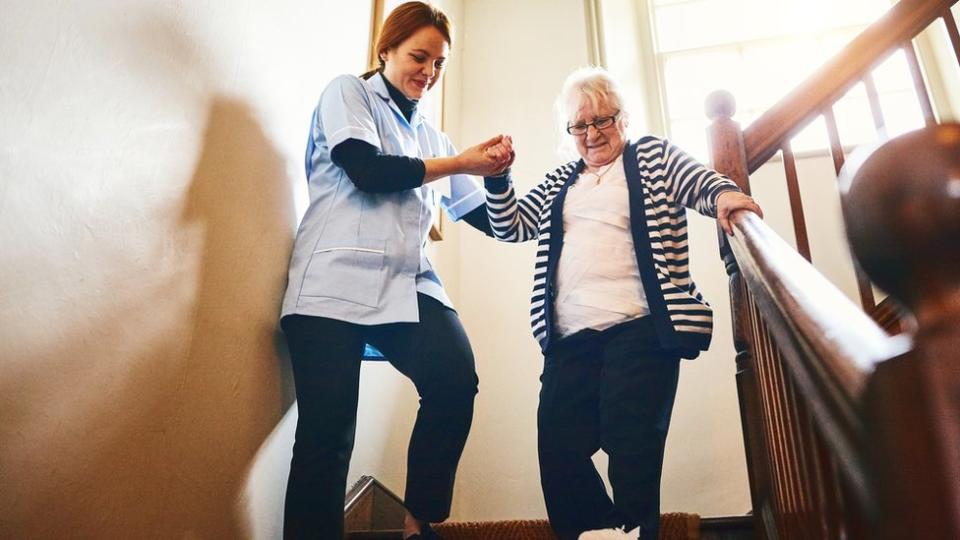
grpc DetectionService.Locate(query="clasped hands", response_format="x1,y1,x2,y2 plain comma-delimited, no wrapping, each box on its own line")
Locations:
458,135,515,177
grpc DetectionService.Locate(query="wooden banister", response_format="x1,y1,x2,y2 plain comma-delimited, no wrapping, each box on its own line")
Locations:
726,210,909,510
843,123,960,538
946,6,960,63
742,0,957,173
705,1,959,537
716,124,960,538
727,212,900,404
839,124,960,330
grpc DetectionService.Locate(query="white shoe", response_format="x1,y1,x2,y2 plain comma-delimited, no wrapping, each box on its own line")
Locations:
577,526,641,540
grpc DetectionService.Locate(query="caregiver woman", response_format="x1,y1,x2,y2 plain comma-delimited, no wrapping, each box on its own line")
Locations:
279,3,512,539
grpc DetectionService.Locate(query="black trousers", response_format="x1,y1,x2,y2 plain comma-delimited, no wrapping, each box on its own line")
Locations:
281,294,478,540
538,316,681,540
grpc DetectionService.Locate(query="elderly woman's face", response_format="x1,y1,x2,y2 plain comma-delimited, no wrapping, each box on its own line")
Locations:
571,98,626,168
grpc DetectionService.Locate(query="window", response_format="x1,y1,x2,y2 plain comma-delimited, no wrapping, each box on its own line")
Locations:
600,0,929,160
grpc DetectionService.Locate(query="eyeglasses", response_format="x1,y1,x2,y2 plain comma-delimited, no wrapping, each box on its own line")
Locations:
566,111,620,136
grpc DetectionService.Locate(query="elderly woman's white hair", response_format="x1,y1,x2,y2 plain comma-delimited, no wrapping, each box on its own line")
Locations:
555,66,630,158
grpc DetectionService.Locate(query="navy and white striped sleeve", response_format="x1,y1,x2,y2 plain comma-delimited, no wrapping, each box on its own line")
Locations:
660,139,740,218
483,173,551,243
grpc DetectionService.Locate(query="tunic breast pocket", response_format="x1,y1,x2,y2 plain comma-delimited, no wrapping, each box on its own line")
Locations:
300,238,387,308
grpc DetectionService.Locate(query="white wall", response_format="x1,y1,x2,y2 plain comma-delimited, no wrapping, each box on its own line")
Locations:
748,154,864,302
446,0,593,521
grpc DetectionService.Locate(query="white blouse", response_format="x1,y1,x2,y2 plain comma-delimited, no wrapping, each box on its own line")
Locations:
554,155,649,338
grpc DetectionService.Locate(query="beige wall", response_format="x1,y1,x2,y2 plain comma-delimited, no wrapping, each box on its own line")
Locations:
0,1,379,538
0,0,485,538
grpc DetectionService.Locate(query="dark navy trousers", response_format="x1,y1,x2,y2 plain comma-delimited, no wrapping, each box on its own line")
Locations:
538,316,681,540
281,294,478,540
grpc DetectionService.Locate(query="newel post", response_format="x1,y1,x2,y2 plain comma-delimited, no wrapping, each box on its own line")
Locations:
841,123,960,539
706,90,772,536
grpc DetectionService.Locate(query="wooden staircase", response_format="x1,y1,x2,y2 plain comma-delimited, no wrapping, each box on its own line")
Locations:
343,476,753,540
706,0,960,538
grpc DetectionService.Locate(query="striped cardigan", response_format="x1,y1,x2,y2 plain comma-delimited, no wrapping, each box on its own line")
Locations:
484,136,740,356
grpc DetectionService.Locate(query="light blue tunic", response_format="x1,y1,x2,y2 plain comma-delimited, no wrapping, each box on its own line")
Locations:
281,72,485,324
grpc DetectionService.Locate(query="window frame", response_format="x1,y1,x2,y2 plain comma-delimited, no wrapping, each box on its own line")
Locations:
590,0,957,157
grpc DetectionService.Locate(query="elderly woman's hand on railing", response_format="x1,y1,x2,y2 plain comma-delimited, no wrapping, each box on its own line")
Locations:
717,190,763,235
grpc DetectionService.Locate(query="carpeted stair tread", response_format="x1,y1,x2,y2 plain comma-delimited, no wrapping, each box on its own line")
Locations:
348,532,404,540
435,514,699,539
348,513,700,540
433,519,556,540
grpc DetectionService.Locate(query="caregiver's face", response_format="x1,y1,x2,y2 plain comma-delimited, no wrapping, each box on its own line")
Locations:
570,97,627,169
381,25,449,100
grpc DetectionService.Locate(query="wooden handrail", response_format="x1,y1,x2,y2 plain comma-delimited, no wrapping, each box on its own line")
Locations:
742,0,958,172
705,0,959,534
726,211,910,508
714,119,960,538
727,212,902,400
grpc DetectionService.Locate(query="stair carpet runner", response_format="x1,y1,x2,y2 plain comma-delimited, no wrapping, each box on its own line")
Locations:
348,513,700,540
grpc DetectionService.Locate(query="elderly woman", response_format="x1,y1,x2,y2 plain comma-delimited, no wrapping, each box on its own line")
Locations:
482,68,762,540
